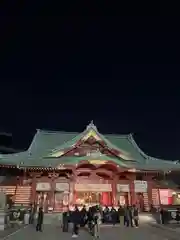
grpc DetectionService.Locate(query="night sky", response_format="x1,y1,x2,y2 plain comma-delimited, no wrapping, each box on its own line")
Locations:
0,5,179,160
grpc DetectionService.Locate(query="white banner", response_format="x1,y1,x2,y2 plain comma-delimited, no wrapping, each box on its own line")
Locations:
36,182,51,191
75,183,112,192
134,180,147,193
55,183,69,192
117,184,129,192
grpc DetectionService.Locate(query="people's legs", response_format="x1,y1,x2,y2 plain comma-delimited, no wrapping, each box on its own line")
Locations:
76,225,79,235
72,223,76,235
130,218,133,227
72,223,78,237
88,221,91,232
39,224,42,232
124,216,126,226
120,216,124,226
134,218,139,227
126,219,129,227
36,223,39,231
91,223,95,236
74,224,78,235
94,224,97,237
97,224,100,237
94,224,100,238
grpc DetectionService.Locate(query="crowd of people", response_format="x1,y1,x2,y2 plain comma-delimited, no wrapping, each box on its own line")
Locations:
68,204,139,238
33,204,140,237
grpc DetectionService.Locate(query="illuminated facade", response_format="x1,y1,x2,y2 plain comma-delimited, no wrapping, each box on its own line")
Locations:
0,122,180,212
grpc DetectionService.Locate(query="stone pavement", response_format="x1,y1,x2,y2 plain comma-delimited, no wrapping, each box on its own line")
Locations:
1,223,178,240
0,226,22,239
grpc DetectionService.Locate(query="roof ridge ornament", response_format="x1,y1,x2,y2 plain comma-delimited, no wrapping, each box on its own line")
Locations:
86,120,97,131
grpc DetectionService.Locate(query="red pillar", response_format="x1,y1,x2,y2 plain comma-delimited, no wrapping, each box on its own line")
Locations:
168,189,173,205
72,171,76,208
50,178,55,209
72,183,76,206
31,175,37,204
111,179,117,206
101,192,109,206
127,173,136,205
129,180,135,205
145,175,153,210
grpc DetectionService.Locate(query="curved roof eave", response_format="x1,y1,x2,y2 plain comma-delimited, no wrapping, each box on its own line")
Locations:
129,134,179,163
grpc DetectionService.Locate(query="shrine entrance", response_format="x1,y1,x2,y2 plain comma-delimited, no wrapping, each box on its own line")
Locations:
54,191,69,212
117,193,129,206
135,193,144,211
75,192,101,205
116,183,130,206
53,182,70,212
36,191,50,212
74,183,112,206
36,182,51,212
35,182,70,212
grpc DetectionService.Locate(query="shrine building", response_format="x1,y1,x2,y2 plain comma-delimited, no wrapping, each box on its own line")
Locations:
0,122,180,212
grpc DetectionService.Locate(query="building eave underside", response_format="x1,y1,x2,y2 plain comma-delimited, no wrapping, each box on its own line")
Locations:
0,155,180,172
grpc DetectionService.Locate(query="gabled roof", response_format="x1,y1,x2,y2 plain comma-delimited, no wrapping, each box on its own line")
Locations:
0,122,180,171
27,122,147,163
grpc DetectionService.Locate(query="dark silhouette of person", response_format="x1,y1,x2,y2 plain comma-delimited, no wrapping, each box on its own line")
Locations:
36,207,44,232
110,207,117,225
71,205,80,237
80,205,87,227
125,205,133,227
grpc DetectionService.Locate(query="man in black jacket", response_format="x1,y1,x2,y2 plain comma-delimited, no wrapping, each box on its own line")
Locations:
80,205,87,227
36,207,44,232
71,206,80,238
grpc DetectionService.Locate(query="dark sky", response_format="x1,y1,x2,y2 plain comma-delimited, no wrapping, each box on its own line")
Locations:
0,4,179,159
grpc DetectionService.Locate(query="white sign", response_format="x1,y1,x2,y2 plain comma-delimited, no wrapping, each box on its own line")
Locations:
36,182,51,191
55,183,69,192
75,183,112,192
117,184,129,192
159,189,169,205
134,180,147,193
86,150,102,157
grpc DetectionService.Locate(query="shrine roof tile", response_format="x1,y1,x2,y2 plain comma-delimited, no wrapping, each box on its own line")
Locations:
0,122,180,171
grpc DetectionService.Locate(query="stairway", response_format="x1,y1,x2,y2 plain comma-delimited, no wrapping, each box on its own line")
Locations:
152,188,160,207
53,206,63,212
0,185,16,195
14,186,32,206
53,205,69,213
143,192,149,211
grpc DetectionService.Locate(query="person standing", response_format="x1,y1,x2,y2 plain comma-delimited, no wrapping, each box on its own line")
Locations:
118,205,124,226
36,207,44,232
132,205,139,228
125,205,133,227
71,206,80,238
176,208,180,223
80,205,87,227
110,207,117,225
87,207,94,234
93,206,101,238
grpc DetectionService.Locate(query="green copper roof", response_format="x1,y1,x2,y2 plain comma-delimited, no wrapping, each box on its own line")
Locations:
28,123,146,163
0,122,180,171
